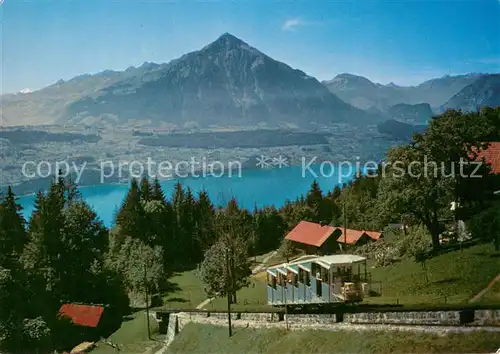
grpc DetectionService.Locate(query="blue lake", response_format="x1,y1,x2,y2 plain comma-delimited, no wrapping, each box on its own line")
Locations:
17,164,356,228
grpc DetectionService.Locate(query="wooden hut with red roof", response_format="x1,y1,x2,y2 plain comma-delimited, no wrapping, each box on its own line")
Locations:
284,221,339,255
59,304,105,328
58,303,117,346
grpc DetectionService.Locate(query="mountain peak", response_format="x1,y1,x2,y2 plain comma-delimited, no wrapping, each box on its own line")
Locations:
202,32,252,53
218,32,240,41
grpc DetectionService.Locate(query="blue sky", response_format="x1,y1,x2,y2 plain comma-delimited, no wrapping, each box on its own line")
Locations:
2,0,499,93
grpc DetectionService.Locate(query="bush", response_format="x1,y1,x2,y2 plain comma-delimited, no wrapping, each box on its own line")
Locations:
468,202,500,245
355,226,432,267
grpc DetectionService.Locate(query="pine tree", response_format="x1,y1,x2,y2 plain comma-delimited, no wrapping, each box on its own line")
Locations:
140,177,153,203
254,206,286,254
194,189,216,252
0,187,27,263
151,178,166,203
306,180,323,223
182,187,199,264
115,179,146,241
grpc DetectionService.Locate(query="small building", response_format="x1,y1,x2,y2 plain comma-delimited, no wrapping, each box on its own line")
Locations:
266,254,370,305
59,303,105,328
335,228,382,247
58,303,114,346
284,221,339,255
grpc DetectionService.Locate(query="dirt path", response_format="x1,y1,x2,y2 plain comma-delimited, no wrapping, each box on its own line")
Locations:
469,273,500,303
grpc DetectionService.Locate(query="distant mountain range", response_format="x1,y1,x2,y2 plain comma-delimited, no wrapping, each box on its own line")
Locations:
440,74,500,112
322,73,490,112
1,33,499,129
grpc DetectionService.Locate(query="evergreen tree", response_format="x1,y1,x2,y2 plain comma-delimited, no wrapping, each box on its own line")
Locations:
115,179,146,242
0,188,51,353
151,178,166,203
253,206,286,254
194,190,216,252
0,187,27,264
140,177,153,203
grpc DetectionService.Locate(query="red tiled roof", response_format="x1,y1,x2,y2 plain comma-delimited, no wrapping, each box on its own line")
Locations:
474,142,500,174
285,221,336,247
364,230,382,240
335,228,367,245
59,304,104,328
335,228,382,244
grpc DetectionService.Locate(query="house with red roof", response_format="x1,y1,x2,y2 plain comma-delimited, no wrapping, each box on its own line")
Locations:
284,221,382,254
473,142,500,175
284,221,339,255
335,228,382,247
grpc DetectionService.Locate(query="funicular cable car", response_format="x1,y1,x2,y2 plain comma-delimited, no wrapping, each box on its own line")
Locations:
266,254,370,306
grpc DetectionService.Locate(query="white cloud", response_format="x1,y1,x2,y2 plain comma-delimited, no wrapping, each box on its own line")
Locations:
282,18,338,32
282,18,303,31
19,88,33,94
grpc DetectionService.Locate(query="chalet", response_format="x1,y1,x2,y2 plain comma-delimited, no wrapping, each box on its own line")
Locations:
284,221,339,255
335,228,382,247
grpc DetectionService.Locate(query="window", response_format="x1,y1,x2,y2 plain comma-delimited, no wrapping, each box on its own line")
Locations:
267,273,277,289
312,263,321,279
321,267,329,284
304,270,311,286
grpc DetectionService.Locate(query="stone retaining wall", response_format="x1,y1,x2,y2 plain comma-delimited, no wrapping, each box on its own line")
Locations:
473,310,500,326
344,311,461,325
286,314,337,325
155,309,500,336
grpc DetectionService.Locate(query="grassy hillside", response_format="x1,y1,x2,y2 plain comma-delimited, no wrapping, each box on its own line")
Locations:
91,311,163,354
169,323,500,354
366,243,500,305
159,243,499,312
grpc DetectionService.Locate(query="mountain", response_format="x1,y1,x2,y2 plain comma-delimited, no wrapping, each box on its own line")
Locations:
1,33,380,128
441,74,500,112
322,73,483,112
387,103,433,124
0,63,172,127
322,73,406,111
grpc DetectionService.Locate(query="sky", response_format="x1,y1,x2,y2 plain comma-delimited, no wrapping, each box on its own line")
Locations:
1,0,499,93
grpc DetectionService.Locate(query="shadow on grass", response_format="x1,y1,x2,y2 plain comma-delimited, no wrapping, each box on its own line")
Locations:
167,297,189,303
161,280,182,293
122,314,137,322
432,277,461,285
